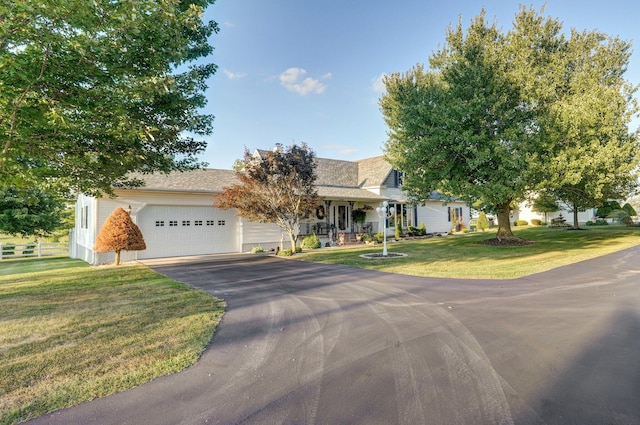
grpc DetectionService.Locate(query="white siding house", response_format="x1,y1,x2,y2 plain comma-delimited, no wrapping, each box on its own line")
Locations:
70,153,469,264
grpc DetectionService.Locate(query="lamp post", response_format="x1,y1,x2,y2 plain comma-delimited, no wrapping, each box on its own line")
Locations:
376,201,391,256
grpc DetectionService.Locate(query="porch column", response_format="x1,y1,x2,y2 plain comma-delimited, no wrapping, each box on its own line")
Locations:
324,200,332,237
348,201,355,233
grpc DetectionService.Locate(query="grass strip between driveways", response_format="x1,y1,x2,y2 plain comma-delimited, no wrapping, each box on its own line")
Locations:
0,258,225,425
298,225,640,279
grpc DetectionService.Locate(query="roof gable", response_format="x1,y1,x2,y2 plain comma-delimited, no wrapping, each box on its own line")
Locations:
356,156,393,187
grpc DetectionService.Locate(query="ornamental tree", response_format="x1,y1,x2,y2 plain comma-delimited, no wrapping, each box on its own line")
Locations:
214,144,319,252
94,207,146,265
0,0,218,196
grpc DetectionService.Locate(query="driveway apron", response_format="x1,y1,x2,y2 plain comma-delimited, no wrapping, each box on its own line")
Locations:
27,246,640,425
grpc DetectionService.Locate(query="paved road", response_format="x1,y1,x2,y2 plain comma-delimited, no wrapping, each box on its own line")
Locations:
28,247,640,424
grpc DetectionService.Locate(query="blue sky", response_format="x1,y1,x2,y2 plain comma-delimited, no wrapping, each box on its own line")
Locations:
199,0,640,169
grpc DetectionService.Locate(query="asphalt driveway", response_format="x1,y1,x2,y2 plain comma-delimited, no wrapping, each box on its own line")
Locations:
28,246,640,425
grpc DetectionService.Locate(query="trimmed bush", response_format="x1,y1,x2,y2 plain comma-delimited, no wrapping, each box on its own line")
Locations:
250,246,264,253
23,243,36,255
531,219,542,226
476,212,489,232
277,248,295,256
419,221,427,233
301,234,322,249
514,220,528,226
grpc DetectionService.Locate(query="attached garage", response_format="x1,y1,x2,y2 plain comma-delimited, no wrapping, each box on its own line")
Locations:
137,205,238,259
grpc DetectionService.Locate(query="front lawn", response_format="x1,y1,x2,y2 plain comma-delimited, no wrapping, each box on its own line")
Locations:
298,226,640,279
0,258,225,425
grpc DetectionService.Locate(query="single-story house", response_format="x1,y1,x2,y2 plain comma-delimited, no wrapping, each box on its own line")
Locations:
513,201,596,225
70,151,469,265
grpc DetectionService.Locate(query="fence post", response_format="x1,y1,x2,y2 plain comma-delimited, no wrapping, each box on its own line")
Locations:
0,244,3,260
38,242,42,258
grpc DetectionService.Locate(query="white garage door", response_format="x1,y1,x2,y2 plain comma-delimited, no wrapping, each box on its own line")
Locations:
136,206,238,259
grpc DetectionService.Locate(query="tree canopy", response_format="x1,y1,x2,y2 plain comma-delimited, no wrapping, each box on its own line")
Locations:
94,207,146,265
0,184,67,238
380,6,639,241
1,0,218,196
214,144,319,252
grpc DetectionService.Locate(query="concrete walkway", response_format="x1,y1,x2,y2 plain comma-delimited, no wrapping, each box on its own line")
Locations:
27,247,640,424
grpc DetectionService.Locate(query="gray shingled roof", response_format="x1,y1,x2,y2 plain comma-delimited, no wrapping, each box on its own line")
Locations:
127,169,238,193
357,156,393,187
123,152,393,200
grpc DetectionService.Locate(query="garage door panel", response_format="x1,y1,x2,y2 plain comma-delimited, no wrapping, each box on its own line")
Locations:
137,206,237,259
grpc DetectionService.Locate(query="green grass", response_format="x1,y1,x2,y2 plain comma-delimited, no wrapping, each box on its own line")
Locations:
0,258,225,425
298,225,640,279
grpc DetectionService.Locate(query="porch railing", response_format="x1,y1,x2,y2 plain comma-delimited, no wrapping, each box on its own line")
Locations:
300,221,380,236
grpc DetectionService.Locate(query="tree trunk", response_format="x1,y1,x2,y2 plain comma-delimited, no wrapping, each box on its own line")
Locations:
496,202,515,240
287,232,297,254
115,249,121,266
571,205,580,229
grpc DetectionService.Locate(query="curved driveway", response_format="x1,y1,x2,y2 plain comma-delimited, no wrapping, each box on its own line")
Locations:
29,246,640,424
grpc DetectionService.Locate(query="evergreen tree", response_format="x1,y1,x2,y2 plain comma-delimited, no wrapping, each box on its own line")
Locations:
476,212,490,232
94,207,146,265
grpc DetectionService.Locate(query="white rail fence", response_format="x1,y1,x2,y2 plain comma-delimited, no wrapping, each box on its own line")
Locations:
0,242,69,260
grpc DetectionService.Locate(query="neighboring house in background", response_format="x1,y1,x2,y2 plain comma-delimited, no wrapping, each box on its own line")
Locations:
70,150,469,265
514,201,596,225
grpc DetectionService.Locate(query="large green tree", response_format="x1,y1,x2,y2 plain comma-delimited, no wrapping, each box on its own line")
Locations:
381,10,540,241
381,7,639,241
1,0,217,196
533,29,639,228
214,144,319,252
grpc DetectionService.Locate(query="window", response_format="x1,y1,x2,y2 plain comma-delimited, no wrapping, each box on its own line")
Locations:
169,220,178,227
206,220,215,226
182,220,190,226
80,206,89,229
155,220,165,227
194,220,203,226
218,220,226,226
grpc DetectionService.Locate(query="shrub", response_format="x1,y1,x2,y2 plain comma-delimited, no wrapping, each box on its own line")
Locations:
514,219,528,226
419,221,427,234
395,219,403,239
301,234,322,249
476,212,489,232
609,209,633,226
373,232,385,243
277,248,295,256
23,243,36,255
531,219,543,226
250,245,264,253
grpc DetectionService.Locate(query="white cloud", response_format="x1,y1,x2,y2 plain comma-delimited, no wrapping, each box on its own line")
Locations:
223,69,247,80
371,73,387,92
279,67,328,95
222,21,235,28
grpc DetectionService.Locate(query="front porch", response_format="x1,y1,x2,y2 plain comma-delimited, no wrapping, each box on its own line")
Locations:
298,199,419,246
